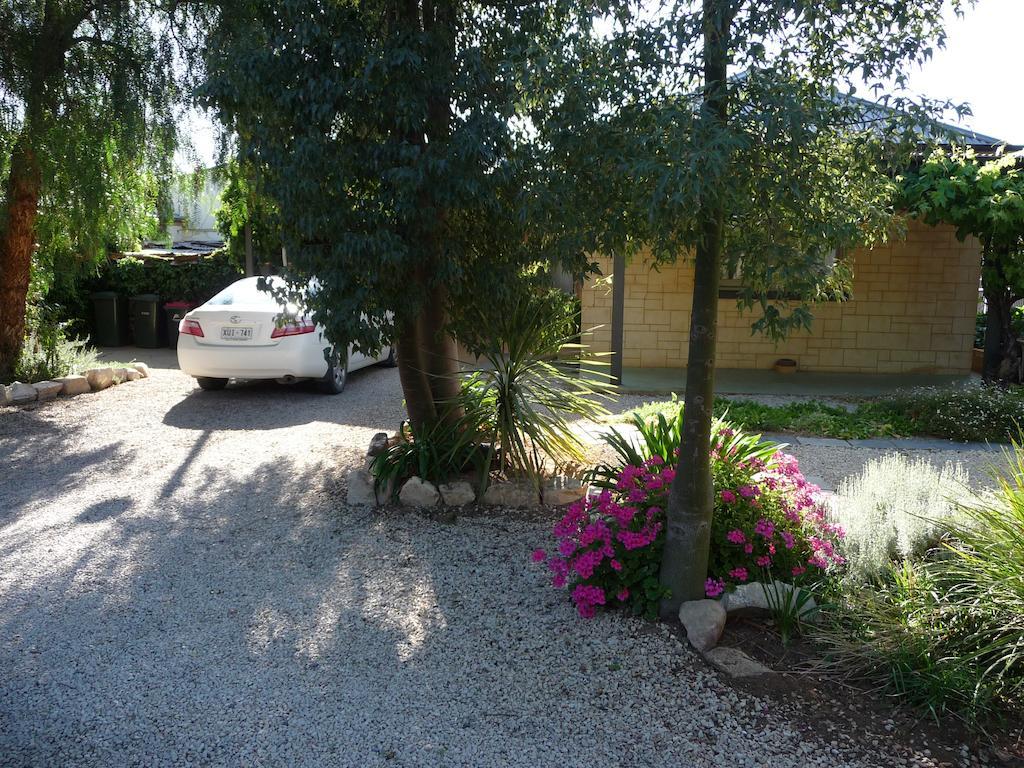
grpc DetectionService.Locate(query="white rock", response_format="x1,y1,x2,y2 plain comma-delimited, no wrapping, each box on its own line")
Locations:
131,362,150,378
8,381,37,405
85,367,115,391
347,469,378,506
720,582,771,615
678,599,727,652
56,375,90,396
399,476,440,507
704,646,773,678
439,481,475,507
720,581,818,621
32,381,63,401
543,476,586,506
124,369,143,382
113,367,135,383
481,480,539,507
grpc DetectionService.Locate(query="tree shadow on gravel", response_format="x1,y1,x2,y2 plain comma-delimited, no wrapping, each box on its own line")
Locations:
0,453,463,765
162,364,405,432
0,409,125,523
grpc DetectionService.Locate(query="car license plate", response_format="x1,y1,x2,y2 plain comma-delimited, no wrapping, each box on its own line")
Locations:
221,327,253,341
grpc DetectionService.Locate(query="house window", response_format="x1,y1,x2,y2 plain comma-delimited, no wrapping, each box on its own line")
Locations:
718,249,839,299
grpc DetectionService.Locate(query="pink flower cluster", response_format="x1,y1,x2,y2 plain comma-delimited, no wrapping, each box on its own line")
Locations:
709,449,846,597
544,456,671,617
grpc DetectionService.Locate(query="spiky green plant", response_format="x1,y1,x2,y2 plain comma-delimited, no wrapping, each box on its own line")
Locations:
457,291,613,485
586,404,781,488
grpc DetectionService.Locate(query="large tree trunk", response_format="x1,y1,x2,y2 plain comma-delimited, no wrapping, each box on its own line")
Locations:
0,132,42,379
981,249,1020,384
659,0,733,616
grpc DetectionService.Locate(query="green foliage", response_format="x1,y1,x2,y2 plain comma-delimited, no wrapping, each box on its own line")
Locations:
458,291,613,482
214,159,283,269
11,302,100,384
617,388,1024,443
370,419,482,494
872,386,1024,443
200,0,606,360
819,446,1024,725
761,582,818,647
0,1,183,290
587,404,779,489
616,396,910,440
900,149,1024,379
977,307,1024,349
94,252,244,305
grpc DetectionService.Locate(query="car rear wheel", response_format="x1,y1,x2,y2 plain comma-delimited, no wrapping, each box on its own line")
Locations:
321,353,348,394
196,377,229,391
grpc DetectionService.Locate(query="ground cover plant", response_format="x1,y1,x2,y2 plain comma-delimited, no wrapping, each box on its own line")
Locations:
828,454,970,583
615,387,1024,443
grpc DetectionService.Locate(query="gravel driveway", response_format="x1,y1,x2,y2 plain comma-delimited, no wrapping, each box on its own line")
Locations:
0,356,979,767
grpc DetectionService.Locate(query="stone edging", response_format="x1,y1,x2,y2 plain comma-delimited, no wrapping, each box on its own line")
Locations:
1,363,151,407
347,432,587,510
677,581,818,678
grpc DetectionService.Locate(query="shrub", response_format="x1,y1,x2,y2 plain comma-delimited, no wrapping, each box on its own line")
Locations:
618,387,1024,444
615,396,911,440
870,386,1024,443
539,458,671,619
543,413,844,618
819,448,1024,724
11,302,101,384
827,454,969,583
707,437,845,596
370,418,482,494
819,444,1024,729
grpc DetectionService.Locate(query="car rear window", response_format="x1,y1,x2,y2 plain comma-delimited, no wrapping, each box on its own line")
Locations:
206,278,284,307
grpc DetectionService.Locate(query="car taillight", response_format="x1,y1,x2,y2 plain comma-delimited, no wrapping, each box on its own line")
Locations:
180,319,204,337
271,320,316,338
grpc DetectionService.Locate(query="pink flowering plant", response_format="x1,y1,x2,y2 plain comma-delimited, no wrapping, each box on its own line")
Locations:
539,455,674,619
537,409,846,618
705,429,846,598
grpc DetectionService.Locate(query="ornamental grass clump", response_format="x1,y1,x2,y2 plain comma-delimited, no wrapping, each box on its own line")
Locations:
539,410,844,618
817,444,1024,726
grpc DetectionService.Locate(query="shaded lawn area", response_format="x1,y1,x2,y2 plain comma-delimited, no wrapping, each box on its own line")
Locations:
611,386,1024,443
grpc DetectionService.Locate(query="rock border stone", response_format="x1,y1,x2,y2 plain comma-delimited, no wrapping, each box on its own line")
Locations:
2,362,150,409
677,580,818,678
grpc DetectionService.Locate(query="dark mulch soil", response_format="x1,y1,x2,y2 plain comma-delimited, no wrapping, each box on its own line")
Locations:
712,617,1024,768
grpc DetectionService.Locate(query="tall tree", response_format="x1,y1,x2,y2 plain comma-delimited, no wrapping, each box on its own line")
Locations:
541,0,964,612
900,149,1024,383
199,0,614,429
0,0,179,377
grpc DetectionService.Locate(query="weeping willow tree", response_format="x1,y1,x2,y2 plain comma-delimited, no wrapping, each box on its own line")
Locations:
0,0,182,377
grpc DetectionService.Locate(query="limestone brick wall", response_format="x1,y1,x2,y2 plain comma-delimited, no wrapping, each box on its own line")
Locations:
581,221,980,374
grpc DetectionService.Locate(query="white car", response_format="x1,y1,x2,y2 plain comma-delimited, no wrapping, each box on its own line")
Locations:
176,276,394,393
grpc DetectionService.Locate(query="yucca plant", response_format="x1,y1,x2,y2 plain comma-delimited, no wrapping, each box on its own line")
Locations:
456,290,614,486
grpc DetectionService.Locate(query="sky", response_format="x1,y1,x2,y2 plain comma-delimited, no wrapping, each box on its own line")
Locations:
902,0,1023,144
180,0,1023,169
